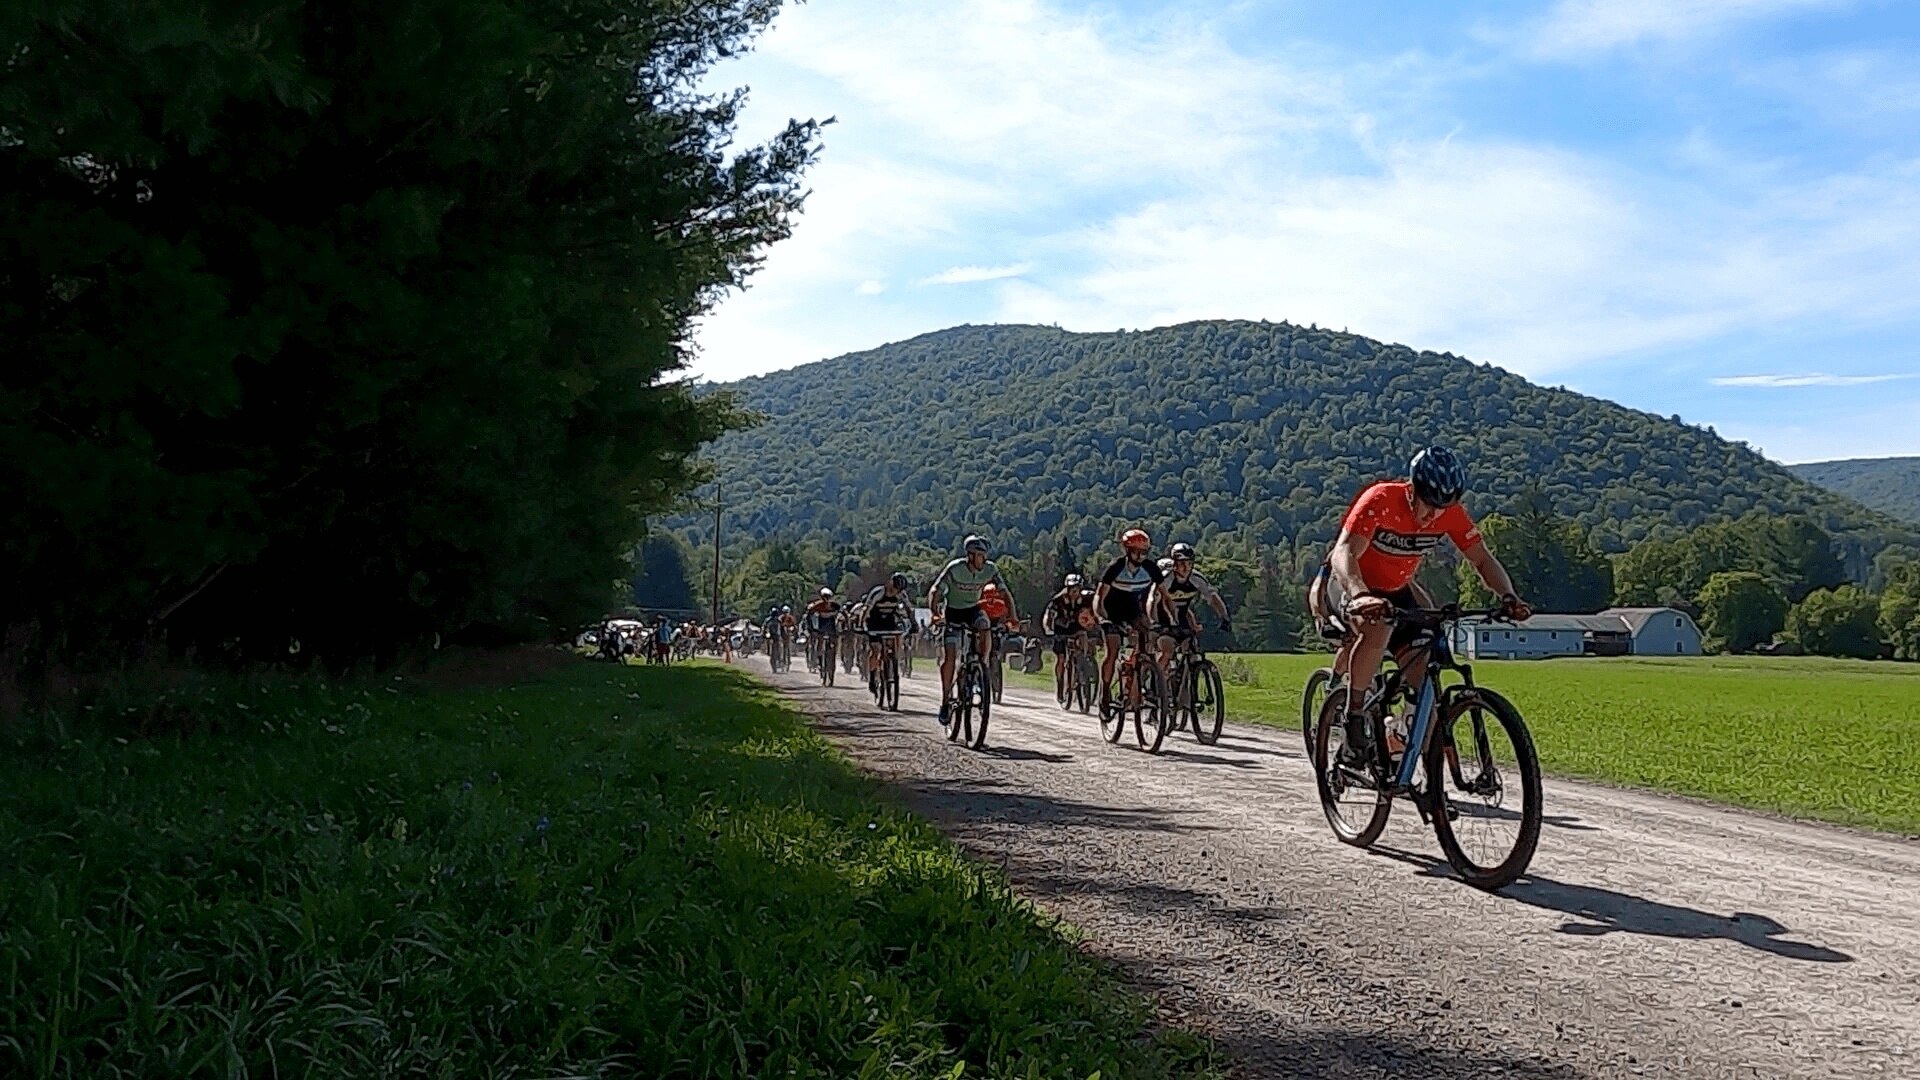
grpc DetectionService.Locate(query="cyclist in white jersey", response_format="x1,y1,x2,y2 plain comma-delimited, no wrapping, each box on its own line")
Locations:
927,534,1018,725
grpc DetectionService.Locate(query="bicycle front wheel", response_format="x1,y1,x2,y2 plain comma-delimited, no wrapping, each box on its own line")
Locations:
1133,662,1169,754
1191,660,1224,745
1302,666,1334,755
1099,673,1127,743
963,664,991,748
1312,694,1391,847
883,651,900,711
1077,657,1098,715
1427,688,1542,892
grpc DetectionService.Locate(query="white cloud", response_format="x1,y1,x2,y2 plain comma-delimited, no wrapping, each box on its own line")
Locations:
854,279,887,295
1515,0,1847,58
694,0,1920,399
1712,373,1916,386
918,262,1034,286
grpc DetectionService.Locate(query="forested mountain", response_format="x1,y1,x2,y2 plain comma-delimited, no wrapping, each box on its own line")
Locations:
1790,458,1920,526
692,322,1910,576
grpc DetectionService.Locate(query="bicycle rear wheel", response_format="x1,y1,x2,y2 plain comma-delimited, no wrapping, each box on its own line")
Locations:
1190,660,1224,745
1427,688,1542,892
1133,662,1169,754
1312,694,1391,847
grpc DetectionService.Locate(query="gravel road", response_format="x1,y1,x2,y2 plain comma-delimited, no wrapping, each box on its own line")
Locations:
745,654,1920,1079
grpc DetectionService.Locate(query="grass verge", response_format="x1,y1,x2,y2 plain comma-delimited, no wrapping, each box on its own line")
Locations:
1010,651,1920,834
0,657,1216,1079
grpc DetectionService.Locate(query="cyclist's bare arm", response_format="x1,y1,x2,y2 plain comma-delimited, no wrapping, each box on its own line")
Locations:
1461,540,1518,602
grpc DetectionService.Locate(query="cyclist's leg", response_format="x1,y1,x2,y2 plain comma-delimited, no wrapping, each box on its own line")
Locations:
1100,627,1122,690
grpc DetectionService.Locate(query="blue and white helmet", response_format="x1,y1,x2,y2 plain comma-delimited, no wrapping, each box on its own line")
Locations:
1409,446,1467,508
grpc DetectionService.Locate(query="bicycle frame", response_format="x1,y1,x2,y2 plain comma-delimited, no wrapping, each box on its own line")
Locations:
1381,609,1487,792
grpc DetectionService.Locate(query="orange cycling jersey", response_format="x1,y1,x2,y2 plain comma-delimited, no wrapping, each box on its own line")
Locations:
978,588,1010,622
1340,480,1483,593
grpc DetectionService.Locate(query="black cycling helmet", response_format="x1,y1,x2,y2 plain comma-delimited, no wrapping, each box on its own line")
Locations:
889,571,909,590
1409,446,1467,508
1169,542,1195,561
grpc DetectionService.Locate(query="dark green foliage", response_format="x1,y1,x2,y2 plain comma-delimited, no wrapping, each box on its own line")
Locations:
1791,457,1920,526
688,323,1910,576
1878,562,1920,661
0,660,1218,1078
1697,571,1788,654
1613,513,1848,608
629,534,697,612
1457,490,1612,612
2,0,818,668
1784,586,1884,659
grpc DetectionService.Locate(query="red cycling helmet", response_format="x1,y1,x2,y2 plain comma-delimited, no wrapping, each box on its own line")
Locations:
1120,528,1151,552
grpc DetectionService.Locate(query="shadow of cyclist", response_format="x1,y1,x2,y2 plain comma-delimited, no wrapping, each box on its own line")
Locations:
1372,846,1852,963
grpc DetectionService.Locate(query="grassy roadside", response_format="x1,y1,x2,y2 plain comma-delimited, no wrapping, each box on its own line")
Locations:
0,657,1217,1079
1009,652,1920,834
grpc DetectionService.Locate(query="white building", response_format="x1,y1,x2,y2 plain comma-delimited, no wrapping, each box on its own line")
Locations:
1452,607,1702,660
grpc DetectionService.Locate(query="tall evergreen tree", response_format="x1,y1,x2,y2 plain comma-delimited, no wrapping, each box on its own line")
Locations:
3,0,820,668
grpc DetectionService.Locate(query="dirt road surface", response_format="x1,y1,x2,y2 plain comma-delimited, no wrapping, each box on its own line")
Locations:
743,654,1919,1078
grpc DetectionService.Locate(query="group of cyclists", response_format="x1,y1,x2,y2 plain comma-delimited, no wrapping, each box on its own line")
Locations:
752,446,1533,768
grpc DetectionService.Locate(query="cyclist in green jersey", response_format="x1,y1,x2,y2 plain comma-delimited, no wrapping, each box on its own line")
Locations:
927,535,1018,725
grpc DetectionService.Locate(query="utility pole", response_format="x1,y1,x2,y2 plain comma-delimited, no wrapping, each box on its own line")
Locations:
710,479,722,628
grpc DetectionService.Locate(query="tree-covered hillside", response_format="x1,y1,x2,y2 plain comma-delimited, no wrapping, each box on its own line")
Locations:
693,322,1909,575
1790,458,1920,526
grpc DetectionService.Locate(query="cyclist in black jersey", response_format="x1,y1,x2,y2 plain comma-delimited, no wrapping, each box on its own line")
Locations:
861,573,916,682
1152,543,1231,671
1093,527,1164,697
1042,574,1094,701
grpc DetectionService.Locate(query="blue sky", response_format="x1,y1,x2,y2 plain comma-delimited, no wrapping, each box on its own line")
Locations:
692,0,1920,463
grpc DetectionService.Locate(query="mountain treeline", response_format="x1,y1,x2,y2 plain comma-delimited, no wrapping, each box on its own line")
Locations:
3,0,815,674
691,323,1911,580
1790,457,1920,526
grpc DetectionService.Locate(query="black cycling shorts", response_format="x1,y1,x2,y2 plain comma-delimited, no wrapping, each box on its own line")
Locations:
1318,571,1424,653
942,605,990,644
1050,632,1078,655
1100,589,1148,627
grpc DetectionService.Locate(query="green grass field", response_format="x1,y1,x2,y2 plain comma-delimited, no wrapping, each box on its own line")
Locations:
0,658,1216,1079
1012,652,1920,834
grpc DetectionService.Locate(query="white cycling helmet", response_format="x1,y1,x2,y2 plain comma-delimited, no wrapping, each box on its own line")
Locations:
963,534,989,554
1064,573,1083,587
1157,557,1174,572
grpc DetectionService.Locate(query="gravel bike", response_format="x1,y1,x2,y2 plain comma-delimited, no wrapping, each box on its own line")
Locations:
940,622,991,749
1164,633,1224,745
1100,628,1168,752
1058,634,1100,714
1310,604,1542,891
768,631,792,674
818,630,837,688
866,630,905,711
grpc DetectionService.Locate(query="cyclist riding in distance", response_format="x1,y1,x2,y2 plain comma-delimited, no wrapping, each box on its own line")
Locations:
804,587,840,646
927,535,1018,725
978,581,1013,661
1152,544,1230,671
1320,446,1532,765
861,572,916,683
1042,573,1093,701
1093,528,1164,703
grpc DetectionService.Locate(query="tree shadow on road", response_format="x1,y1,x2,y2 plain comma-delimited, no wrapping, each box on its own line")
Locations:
1371,846,1852,963
903,775,1219,834
1218,1029,1586,1080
